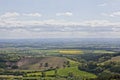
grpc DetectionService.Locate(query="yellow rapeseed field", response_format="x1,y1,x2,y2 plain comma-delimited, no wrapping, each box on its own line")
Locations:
59,50,83,54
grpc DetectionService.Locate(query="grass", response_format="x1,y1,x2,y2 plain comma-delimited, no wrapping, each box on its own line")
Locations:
93,50,115,54
23,77,66,80
33,49,84,55
26,72,42,77
45,59,96,78
32,49,59,55
66,58,80,67
43,49,115,55
46,67,96,78
0,48,115,56
23,77,40,79
0,75,22,79
27,66,96,78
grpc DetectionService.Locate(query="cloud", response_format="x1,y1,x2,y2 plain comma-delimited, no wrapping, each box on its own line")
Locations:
0,19,120,33
102,11,120,17
0,12,120,38
0,12,42,19
110,11,120,17
0,12,20,18
56,12,73,16
98,3,107,7
112,27,120,32
23,13,42,17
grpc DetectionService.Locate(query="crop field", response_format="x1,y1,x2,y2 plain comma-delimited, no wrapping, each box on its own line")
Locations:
38,49,115,55
0,48,115,56
34,49,84,55
93,50,115,54
59,50,83,54
0,75,22,79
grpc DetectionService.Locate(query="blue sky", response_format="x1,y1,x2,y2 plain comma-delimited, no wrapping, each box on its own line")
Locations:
0,0,120,39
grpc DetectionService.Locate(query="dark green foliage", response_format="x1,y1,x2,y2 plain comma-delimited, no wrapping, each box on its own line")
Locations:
54,69,58,77
11,65,18,69
44,63,49,67
41,71,46,77
96,71,120,80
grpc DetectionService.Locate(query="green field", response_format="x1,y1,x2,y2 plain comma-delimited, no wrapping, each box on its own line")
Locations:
67,58,80,67
46,67,96,78
93,50,115,54
25,67,96,79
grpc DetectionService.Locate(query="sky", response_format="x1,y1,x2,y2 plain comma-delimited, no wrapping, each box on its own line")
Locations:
0,0,120,39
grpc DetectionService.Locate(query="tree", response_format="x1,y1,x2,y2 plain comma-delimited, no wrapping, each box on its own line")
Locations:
66,61,70,67
54,69,58,77
41,71,46,77
110,64,120,73
68,72,74,78
97,70,112,80
44,63,48,67
11,65,18,69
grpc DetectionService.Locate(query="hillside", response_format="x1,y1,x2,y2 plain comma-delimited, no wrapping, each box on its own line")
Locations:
7,57,68,70
105,56,120,62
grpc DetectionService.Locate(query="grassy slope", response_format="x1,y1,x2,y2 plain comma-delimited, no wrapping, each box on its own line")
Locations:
46,67,96,78
66,58,80,67
26,58,96,78
45,58,96,78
